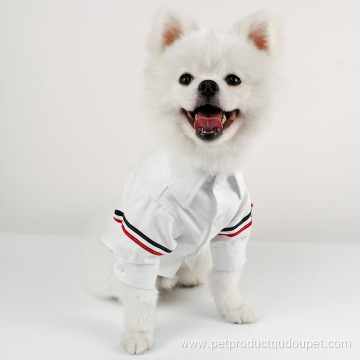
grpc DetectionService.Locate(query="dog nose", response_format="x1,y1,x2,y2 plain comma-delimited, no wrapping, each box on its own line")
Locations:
198,80,219,98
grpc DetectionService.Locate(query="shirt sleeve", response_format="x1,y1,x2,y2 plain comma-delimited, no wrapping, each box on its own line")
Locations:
100,188,179,290
210,188,253,272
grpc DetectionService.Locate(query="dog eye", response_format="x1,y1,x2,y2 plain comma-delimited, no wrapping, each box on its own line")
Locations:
179,73,193,85
225,74,241,86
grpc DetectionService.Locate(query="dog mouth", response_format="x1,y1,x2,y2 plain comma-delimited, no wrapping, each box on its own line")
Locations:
183,104,239,142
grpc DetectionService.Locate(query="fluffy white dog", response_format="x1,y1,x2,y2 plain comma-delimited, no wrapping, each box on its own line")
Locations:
83,7,281,355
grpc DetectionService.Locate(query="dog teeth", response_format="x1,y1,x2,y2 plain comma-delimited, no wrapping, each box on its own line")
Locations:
222,114,227,124
198,128,220,135
195,114,198,120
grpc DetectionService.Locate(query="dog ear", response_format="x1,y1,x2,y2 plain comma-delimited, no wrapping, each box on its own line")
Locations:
232,11,281,59
147,6,198,61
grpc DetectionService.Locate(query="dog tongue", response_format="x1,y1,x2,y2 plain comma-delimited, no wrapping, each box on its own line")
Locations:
194,110,223,131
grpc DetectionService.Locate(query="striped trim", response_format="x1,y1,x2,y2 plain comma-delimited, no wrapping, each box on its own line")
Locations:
218,208,253,237
113,210,172,255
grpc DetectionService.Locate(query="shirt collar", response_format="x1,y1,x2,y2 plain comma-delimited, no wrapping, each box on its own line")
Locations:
160,148,243,209
161,150,209,209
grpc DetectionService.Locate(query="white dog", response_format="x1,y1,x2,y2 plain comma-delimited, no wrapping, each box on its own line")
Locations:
83,7,281,355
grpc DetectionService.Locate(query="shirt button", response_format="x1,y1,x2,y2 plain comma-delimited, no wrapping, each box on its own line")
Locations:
215,174,226,184
214,216,224,227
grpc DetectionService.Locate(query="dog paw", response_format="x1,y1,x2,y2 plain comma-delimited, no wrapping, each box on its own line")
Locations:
176,267,206,288
223,304,257,324
156,276,178,291
177,274,204,287
121,330,154,355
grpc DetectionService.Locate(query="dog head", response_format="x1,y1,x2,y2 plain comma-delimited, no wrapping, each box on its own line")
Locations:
145,7,281,173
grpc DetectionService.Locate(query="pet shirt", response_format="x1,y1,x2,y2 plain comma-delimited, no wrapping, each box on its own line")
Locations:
100,147,253,289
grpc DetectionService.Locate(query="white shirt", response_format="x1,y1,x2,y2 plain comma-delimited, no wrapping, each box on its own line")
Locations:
100,147,253,289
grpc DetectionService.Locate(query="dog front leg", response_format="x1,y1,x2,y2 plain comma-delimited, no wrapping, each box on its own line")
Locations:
119,281,158,354
209,267,257,324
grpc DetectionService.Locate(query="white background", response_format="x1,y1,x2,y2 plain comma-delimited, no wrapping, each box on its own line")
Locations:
0,0,359,244
0,3,359,359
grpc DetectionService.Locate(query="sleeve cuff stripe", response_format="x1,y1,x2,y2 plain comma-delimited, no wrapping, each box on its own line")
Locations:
218,219,252,237
220,210,252,232
121,223,164,256
114,210,172,254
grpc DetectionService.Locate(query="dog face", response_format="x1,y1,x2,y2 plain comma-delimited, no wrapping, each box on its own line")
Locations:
145,8,280,171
